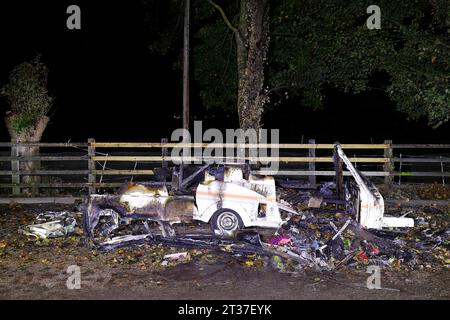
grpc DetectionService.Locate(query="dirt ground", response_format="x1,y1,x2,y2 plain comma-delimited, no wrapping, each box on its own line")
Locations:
0,184,449,300
1,251,449,300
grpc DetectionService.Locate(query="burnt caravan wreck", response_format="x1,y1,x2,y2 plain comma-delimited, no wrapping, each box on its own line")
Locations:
83,165,298,241
82,144,413,248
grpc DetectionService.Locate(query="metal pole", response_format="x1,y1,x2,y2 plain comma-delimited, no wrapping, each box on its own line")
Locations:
182,0,190,132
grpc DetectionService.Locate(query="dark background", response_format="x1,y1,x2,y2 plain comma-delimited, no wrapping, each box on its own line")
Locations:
0,0,449,143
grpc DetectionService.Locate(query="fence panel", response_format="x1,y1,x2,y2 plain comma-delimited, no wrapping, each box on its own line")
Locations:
0,140,448,197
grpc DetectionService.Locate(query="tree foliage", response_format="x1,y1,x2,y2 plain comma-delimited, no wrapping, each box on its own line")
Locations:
1,55,53,133
145,0,450,128
268,0,449,128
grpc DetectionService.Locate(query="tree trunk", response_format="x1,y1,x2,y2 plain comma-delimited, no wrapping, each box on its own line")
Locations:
208,0,270,131
236,0,269,130
6,115,49,195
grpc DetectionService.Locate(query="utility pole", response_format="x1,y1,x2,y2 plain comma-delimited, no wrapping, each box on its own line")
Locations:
182,0,190,131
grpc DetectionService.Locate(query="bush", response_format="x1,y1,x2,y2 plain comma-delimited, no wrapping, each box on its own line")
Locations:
0,55,53,133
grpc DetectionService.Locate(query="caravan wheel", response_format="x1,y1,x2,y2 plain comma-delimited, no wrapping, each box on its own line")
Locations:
210,208,243,237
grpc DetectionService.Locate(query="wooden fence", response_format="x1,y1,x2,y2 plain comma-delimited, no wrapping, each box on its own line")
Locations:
0,139,449,196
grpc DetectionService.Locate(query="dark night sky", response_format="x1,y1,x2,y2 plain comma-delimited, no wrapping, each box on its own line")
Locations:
0,0,449,143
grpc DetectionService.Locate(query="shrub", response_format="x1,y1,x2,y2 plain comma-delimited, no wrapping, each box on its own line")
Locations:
0,55,53,133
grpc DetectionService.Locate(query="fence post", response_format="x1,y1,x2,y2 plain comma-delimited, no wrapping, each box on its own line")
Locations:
161,138,168,168
88,138,96,195
333,145,344,200
11,142,20,195
383,140,394,185
308,139,316,187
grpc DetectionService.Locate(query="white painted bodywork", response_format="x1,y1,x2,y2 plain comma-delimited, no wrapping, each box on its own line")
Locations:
336,145,414,229
194,168,286,229
104,168,289,229
95,148,414,232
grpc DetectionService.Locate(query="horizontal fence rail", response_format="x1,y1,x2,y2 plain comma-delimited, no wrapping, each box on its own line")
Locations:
91,156,389,163
0,139,448,196
92,142,390,149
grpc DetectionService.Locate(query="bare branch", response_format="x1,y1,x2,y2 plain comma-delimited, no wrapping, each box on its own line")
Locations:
206,0,242,41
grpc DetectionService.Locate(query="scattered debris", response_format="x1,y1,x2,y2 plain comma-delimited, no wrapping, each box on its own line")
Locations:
308,196,323,208
319,182,335,197
84,144,414,250
263,206,449,271
162,252,191,266
8,144,443,276
267,234,292,246
19,211,79,239
10,196,450,274
83,164,298,241
270,255,285,272
77,144,428,273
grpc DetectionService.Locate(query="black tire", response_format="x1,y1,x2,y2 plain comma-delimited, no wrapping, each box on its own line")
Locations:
210,208,244,237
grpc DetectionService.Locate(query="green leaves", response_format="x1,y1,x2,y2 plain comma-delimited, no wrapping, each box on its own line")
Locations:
0,55,53,133
268,0,449,126
145,0,450,127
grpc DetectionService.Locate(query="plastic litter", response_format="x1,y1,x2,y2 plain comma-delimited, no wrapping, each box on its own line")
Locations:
21,219,76,239
319,182,335,197
163,252,191,262
267,234,292,246
19,211,79,239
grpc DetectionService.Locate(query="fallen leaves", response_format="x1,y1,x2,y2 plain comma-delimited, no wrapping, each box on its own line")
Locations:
417,183,450,200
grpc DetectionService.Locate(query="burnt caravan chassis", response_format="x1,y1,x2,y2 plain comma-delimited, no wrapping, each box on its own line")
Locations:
83,144,413,244
83,184,196,240
83,166,298,241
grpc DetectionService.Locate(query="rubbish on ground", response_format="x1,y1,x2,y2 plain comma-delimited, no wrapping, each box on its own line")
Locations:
258,208,424,271
268,234,292,246
84,143,415,253
163,252,191,263
88,199,425,272
236,230,262,246
20,211,78,239
36,211,81,221
331,219,351,241
400,210,413,218
319,182,335,197
96,233,269,257
343,239,351,250
15,188,447,274
270,255,284,271
308,196,323,208
78,144,450,273
89,201,443,273
355,251,369,263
